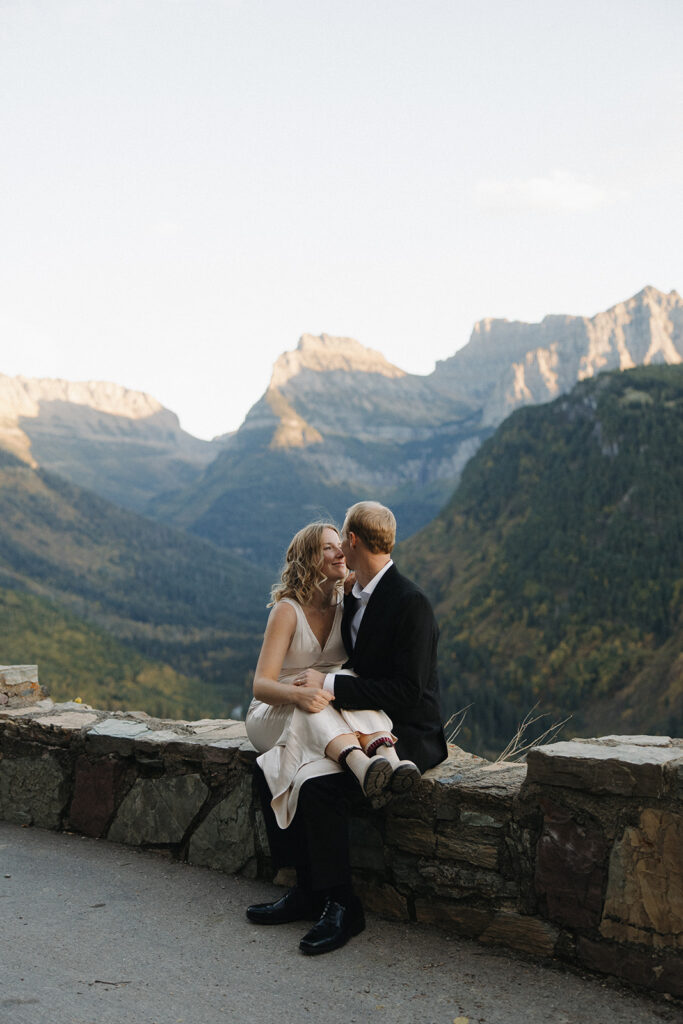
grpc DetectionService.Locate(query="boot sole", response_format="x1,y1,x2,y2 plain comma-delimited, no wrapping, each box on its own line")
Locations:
361,757,393,799
390,762,421,795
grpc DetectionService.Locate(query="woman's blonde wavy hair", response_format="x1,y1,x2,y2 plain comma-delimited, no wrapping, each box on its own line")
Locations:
269,522,343,607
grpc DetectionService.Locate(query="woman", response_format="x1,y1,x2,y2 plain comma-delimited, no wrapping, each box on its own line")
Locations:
245,522,404,828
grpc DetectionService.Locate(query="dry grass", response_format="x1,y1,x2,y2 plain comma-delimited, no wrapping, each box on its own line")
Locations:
444,703,474,745
495,702,572,763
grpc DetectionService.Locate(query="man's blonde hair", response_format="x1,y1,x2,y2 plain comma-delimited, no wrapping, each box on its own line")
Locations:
269,522,342,606
342,501,396,554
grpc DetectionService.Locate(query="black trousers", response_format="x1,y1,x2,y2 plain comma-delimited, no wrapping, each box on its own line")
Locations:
255,765,363,892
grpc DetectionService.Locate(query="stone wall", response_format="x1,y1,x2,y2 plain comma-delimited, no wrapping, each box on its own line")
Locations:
1,684,681,1000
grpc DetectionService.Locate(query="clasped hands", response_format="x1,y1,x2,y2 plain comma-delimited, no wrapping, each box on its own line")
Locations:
292,669,332,713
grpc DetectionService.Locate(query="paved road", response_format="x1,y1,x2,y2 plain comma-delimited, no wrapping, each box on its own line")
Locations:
0,822,679,1024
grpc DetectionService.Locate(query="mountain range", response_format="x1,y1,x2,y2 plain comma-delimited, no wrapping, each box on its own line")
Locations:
2,286,680,568
148,285,683,565
1,285,681,740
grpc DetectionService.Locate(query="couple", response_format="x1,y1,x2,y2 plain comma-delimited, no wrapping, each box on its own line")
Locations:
245,500,447,955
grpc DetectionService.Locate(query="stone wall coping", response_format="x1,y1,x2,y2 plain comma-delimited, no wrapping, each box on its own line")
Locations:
0,699,523,794
527,736,683,798
0,665,45,709
5,702,681,799
0,665,38,683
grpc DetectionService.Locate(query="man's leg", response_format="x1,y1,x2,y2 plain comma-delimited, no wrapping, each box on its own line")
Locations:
246,765,319,924
295,771,358,891
294,772,366,956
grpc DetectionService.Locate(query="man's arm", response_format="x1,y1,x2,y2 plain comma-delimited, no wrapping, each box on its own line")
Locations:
331,591,437,719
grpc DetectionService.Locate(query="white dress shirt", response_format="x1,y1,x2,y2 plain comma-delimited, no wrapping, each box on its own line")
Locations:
323,559,393,694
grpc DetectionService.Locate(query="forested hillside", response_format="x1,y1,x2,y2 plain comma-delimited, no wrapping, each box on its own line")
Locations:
399,365,683,754
0,448,270,716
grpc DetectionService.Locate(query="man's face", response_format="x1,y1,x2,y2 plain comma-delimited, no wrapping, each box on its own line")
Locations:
340,529,356,570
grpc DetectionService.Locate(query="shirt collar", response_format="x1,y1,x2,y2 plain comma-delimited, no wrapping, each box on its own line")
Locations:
351,559,393,605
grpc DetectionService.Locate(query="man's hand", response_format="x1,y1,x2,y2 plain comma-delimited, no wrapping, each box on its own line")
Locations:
292,685,334,713
293,669,326,689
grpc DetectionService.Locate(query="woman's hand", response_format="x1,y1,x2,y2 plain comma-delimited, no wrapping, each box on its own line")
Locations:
293,669,325,688
343,572,356,595
292,685,335,713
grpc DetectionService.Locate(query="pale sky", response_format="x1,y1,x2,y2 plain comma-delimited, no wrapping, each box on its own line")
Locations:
1,0,681,439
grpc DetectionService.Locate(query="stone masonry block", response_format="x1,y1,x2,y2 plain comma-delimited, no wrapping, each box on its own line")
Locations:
187,774,254,875
108,773,208,845
0,665,47,707
535,800,609,931
415,899,494,937
68,755,129,838
480,910,559,957
577,937,683,998
385,816,437,857
0,752,70,828
600,808,683,949
354,880,409,921
527,739,681,798
436,826,499,870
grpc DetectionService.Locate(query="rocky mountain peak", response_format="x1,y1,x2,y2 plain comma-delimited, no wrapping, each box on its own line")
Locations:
0,375,165,422
0,372,218,513
269,333,405,389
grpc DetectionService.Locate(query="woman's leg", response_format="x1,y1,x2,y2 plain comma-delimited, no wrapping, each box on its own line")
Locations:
324,732,392,798
356,732,421,794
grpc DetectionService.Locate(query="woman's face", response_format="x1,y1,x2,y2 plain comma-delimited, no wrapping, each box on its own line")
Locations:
319,527,346,581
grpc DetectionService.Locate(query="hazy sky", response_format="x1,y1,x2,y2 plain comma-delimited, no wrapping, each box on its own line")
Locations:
1,0,681,438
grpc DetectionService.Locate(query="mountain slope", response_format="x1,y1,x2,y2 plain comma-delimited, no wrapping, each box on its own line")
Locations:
151,289,683,568
0,374,222,512
0,588,226,718
151,333,491,565
0,447,270,715
398,364,683,754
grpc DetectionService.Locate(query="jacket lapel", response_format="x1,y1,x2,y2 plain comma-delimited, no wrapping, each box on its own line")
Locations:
352,565,397,656
341,593,358,655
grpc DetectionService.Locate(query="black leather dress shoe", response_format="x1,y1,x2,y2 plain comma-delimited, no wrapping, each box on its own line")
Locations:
299,898,365,955
246,886,318,925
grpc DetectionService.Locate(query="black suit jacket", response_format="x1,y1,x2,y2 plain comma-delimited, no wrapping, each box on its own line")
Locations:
333,565,447,773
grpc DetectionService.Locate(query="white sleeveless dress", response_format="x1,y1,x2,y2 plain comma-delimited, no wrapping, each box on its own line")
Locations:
245,597,394,828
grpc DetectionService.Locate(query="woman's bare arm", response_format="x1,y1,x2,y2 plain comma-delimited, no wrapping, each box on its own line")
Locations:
253,602,334,712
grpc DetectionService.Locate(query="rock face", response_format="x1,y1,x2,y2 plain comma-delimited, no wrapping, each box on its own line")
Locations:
0,374,221,512
153,287,683,566
430,285,683,425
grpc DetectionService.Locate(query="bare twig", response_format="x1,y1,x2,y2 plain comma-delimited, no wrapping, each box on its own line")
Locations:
496,702,572,762
444,704,473,744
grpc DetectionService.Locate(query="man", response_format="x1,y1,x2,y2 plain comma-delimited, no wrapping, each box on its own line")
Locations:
247,501,447,954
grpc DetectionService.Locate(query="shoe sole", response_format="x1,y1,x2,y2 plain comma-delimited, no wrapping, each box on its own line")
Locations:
361,757,393,799
390,762,421,795
299,917,366,956
246,910,317,924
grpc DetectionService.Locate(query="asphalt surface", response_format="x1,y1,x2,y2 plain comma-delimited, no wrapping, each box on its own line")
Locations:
1,822,679,1024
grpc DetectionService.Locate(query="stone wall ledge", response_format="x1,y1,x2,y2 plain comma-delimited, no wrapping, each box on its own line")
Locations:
527,736,683,798
1,697,681,1001
0,664,47,708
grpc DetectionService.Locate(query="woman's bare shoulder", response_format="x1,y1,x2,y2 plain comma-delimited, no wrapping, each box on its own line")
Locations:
267,599,298,630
